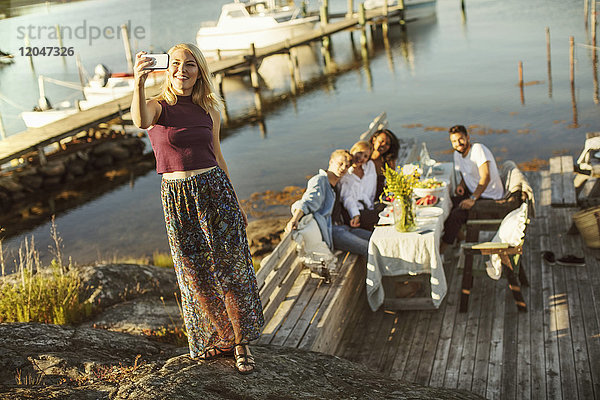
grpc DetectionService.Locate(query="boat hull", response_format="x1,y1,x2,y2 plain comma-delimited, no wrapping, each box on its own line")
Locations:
197,16,319,57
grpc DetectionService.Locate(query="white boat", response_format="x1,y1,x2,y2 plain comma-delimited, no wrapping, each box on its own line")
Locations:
196,0,319,58
364,0,437,21
21,66,164,129
0,50,14,65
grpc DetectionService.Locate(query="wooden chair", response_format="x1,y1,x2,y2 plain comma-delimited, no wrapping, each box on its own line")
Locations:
459,201,531,312
465,161,533,242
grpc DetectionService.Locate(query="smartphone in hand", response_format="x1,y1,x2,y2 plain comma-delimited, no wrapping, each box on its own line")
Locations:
143,53,169,70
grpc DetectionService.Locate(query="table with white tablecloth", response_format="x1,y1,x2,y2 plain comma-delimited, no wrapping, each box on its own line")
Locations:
366,162,455,311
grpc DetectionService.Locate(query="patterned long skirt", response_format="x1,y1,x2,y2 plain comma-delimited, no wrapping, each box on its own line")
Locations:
160,167,264,358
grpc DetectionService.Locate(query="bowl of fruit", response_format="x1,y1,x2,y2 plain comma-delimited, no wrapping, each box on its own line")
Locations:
413,178,447,198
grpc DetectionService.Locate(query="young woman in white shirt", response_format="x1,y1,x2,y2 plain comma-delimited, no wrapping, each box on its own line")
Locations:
339,141,382,231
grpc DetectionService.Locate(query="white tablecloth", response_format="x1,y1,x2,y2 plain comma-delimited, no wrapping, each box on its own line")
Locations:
366,162,454,311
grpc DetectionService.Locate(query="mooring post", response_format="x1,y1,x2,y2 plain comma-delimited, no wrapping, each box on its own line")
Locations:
320,2,329,25
25,35,35,71
570,36,575,85
249,43,263,118
518,61,524,105
359,2,366,26
593,47,599,104
382,0,389,37
286,40,298,95
585,0,590,26
592,0,597,44
120,24,134,73
546,27,552,97
0,110,6,140
518,61,524,86
399,0,406,29
347,0,354,18
461,0,466,21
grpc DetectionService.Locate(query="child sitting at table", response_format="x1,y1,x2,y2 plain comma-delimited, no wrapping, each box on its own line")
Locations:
339,140,382,231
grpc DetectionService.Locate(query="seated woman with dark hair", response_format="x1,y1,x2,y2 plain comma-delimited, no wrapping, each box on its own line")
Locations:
369,129,400,199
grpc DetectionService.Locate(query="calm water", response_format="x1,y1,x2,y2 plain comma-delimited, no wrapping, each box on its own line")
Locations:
0,0,598,266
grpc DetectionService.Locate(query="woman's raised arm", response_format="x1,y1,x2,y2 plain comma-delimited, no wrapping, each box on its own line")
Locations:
131,51,161,129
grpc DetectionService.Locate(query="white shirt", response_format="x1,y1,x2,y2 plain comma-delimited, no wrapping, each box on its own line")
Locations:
453,143,503,200
339,160,378,218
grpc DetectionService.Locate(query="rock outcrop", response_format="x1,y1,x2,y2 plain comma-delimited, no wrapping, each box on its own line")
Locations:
0,323,483,400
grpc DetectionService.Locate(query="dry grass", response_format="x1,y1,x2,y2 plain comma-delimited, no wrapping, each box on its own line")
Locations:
0,219,93,325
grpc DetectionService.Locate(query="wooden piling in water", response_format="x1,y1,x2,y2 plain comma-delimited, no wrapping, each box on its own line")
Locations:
347,0,354,18
120,24,134,73
0,111,6,140
359,3,366,26
286,41,298,95
249,43,263,118
382,0,389,37
399,0,406,29
461,0,467,21
546,27,553,97
570,36,575,85
24,35,34,71
585,0,590,26
518,61,524,86
592,0,597,44
320,3,329,25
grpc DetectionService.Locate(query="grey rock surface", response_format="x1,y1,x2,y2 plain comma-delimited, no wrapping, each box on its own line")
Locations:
0,323,482,400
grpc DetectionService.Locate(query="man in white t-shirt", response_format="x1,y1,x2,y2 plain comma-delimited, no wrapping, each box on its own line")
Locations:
441,125,504,252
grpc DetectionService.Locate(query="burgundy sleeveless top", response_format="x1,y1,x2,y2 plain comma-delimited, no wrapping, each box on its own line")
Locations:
147,95,218,174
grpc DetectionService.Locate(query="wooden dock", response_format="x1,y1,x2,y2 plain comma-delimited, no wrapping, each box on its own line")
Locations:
0,5,404,168
333,170,600,400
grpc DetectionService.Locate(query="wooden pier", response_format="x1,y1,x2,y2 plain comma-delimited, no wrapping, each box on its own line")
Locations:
333,170,600,400
0,5,405,168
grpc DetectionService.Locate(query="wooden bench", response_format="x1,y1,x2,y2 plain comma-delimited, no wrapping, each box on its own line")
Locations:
254,111,424,350
550,155,577,207
256,231,365,354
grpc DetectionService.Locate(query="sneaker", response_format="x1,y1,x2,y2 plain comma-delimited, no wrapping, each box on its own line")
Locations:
541,251,556,265
485,260,502,280
556,255,585,267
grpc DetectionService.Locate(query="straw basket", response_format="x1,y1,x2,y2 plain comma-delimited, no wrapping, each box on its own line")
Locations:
573,206,600,248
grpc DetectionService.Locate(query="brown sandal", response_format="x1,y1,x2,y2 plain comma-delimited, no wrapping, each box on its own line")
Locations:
197,345,234,360
234,344,255,374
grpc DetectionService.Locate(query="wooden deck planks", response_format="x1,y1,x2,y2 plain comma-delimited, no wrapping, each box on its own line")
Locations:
548,211,579,400
486,280,506,400
329,170,599,400
428,256,462,387
457,273,485,392
401,311,433,382
527,217,547,400
540,216,563,400
470,276,495,397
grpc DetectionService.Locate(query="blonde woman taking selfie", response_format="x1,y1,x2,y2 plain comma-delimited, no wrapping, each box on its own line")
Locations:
131,43,264,374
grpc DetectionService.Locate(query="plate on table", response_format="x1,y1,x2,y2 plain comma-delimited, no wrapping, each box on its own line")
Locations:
416,207,443,219
378,207,393,224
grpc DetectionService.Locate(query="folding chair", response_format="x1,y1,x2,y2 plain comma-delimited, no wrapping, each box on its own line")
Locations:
460,200,531,312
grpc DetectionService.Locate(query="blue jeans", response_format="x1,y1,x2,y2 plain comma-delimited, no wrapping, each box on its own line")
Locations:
332,225,372,256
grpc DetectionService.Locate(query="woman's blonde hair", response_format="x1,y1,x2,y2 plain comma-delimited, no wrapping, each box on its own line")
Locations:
155,43,223,113
350,140,373,155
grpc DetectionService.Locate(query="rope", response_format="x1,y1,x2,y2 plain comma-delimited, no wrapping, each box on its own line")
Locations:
0,91,28,111
41,76,85,91
576,42,600,50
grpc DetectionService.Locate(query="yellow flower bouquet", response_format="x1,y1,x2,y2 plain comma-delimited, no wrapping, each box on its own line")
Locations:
382,164,420,232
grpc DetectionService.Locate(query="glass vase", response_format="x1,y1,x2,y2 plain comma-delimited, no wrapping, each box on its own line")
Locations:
392,196,416,232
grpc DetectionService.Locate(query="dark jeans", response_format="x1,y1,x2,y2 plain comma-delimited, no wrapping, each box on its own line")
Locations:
441,192,471,245
441,190,523,245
